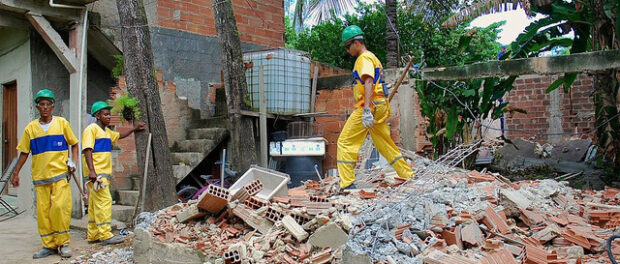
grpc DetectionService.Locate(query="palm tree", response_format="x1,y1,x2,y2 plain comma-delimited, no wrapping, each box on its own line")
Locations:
385,0,399,68
292,0,359,29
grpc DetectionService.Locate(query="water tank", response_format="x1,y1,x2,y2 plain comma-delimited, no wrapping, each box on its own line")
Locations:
285,156,322,188
244,48,311,114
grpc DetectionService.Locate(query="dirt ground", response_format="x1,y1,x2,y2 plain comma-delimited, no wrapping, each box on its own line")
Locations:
0,213,101,264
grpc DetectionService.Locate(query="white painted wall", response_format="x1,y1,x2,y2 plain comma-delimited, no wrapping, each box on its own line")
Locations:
0,30,36,215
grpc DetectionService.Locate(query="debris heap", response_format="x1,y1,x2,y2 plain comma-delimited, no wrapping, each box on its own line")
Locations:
139,158,620,264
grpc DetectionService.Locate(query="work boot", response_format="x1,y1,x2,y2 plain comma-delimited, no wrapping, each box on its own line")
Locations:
101,236,124,245
32,248,56,259
58,245,72,258
87,240,100,244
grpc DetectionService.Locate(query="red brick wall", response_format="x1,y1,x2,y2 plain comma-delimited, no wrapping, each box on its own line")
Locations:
314,87,402,170
503,74,595,143
157,0,285,47
110,71,191,191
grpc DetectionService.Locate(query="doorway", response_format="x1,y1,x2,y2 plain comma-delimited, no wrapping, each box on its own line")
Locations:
3,82,17,188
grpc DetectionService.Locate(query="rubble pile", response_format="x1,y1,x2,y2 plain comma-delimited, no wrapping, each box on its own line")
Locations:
71,246,134,264
139,159,620,264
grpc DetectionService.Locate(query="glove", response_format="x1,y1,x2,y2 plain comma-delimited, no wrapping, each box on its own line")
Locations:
93,176,107,192
67,159,76,174
361,107,375,128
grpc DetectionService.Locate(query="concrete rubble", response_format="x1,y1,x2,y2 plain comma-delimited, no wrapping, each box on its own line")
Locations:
134,153,620,264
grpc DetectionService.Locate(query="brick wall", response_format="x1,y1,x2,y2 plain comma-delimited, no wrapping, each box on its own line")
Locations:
503,74,595,143
157,0,284,48
110,71,191,192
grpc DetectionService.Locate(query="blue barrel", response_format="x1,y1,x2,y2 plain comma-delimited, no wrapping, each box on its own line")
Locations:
285,156,322,187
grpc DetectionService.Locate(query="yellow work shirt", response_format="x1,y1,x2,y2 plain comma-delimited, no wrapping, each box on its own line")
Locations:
16,116,79,186
352,50,387,108
81,123,119,177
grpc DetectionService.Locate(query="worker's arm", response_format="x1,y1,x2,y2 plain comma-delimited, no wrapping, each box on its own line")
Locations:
10,152,30,187
119,121,146,139
83,148,98,182
70,144,79,171
363,75,374,108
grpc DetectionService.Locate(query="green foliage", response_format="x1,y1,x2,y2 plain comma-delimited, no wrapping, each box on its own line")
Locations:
109,92,141,122
289,3,503,70
285,16,298,49
112,55,124,80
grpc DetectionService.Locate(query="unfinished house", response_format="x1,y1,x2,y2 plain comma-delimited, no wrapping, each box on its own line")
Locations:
0,0,285,223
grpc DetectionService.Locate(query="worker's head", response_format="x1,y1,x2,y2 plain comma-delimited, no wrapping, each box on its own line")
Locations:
34,89,55,118
501,45,507,52
91,101,113,126
341,25,365,57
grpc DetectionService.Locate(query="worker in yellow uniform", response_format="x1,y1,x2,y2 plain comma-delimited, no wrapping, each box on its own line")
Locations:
82,101,145,245
10,89,79,259
337,25,414,189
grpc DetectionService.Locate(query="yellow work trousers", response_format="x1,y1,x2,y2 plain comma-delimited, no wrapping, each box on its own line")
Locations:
337,101,414,188
35,178,72,249
87,177,113,242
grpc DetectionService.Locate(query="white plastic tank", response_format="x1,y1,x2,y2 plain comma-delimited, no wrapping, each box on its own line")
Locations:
244,48,311,114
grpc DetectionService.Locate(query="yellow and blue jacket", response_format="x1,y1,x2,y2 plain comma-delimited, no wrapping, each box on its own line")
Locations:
16,116,79,186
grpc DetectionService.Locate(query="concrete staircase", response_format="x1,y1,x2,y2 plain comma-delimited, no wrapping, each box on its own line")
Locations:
170,113,229,183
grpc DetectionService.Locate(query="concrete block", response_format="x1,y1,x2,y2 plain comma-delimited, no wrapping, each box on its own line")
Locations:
342,244,372,264
244,196,268,210
117,190,139,206
265,206,284,223
281,215,308,241
224,243,247,264
243,179,264,196
197,185,230,214
112,205,135,224
134,228,215,264
308,222,348,249
173,164,193,182
176,204,207,223
231,205,273,234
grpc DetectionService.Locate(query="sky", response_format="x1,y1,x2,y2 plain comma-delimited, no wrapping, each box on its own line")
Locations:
287,0,548,45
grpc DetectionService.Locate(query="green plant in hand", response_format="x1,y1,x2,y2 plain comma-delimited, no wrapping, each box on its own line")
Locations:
109,92,141,122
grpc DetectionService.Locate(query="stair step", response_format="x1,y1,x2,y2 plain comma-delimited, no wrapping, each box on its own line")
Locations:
112,204,135,225
170,152,205,167
174,139,216,153
117,190,139,206
187,127,229,140
173,164,193,182
189,116,229,129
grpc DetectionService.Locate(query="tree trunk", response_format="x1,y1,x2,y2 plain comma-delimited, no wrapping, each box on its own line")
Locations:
213,0,258,174
385,0,399,68
116,0,176,211
589,0,620,172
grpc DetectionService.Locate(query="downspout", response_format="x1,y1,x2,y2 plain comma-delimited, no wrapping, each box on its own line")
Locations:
49,0,88,217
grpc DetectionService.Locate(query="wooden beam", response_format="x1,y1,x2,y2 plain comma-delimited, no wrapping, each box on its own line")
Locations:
259,66,268,167
421,50,620,81
26,12,78,73
0,0,81,21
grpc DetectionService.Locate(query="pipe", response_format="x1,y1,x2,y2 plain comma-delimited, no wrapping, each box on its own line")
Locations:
49,0,88,217
49,0,85,9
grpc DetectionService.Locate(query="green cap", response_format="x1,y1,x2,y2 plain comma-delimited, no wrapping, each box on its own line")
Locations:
34,89,55,103
341,25,364,46
91,101,112,116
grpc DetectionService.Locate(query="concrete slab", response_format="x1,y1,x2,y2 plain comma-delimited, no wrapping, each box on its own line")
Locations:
117,190,139,206
307,222,348,249
550,139,591,162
